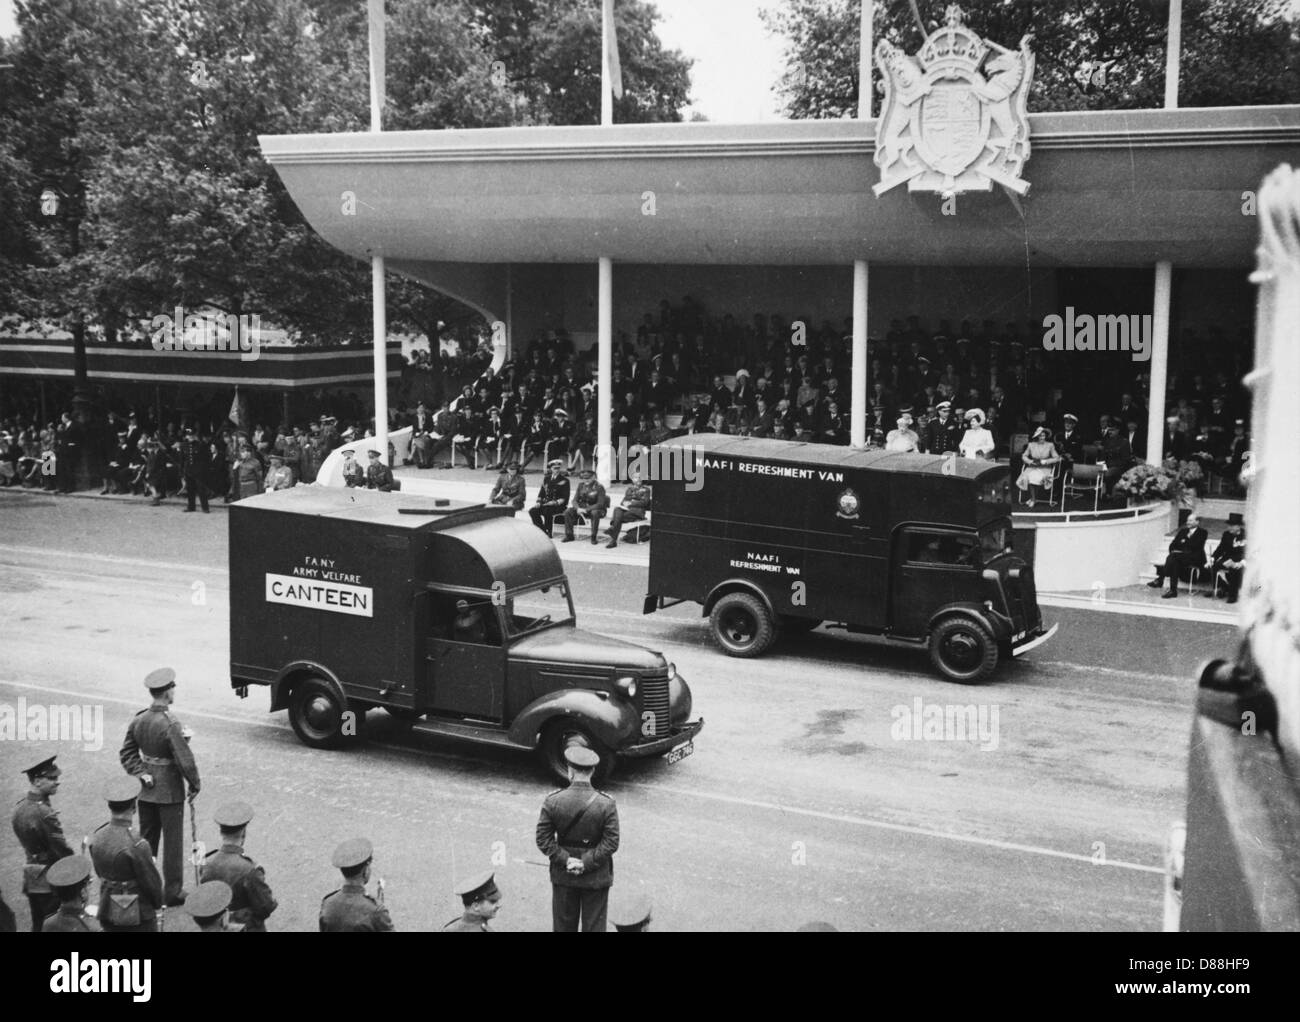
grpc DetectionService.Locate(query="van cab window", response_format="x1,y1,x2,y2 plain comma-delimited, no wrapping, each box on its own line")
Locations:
504,583,575,637
904,531,980,567
431,594,501,646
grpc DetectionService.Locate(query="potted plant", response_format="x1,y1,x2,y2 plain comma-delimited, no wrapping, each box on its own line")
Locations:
1114,462,1184,526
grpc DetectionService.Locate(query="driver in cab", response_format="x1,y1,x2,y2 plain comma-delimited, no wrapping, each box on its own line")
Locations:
452,600,488,644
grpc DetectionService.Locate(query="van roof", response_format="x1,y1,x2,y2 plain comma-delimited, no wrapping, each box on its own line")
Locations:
231,486,496,529
659,434,1004,481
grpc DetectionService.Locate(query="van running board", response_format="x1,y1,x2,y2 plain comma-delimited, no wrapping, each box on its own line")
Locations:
411,717,525,748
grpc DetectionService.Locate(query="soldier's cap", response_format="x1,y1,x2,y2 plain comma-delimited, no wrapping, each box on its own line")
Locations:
342,448,356,457
22,755,59,780
553,409,569,418
916,356,931,365
145,666,176,692
1234,418,1245,426
105,776,143,807
367,449,381,458
564,744,600,769
331,837,373,870
47,854,92,889
269,453,283,462
580,383,594,393
214,801,254,829
452,870,498,902
796,921,839,932
505,460,520,470
936,401,952,410
187,880,232,920
579,468,595,478
1063,413,1079,423
547,458,564,469
611,895,653,930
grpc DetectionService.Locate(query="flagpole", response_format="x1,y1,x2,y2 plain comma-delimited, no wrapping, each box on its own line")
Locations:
368,0,389,464
597,1,615,489
601,0,614,127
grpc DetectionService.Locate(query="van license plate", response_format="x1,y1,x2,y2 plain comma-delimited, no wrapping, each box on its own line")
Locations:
666,741,694,764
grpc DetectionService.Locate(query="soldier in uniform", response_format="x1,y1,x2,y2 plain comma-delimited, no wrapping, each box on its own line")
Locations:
119,666,200,906
90,777,164,933
488,460,526,513
265,453,295,490
187,880,241,932
535,745,620,932
341,448,366,487
177,424,209,512
11,755,73,931
365,449,396,491
41,855,100,933
604,468,651,548
441,871,502,932
199,802,277,932
319,838,395,931
611,895,653,932
562,467,608,544
922,401,961,454
528,459,571,538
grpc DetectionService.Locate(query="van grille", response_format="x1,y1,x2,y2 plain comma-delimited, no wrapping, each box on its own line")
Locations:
640,674,671,737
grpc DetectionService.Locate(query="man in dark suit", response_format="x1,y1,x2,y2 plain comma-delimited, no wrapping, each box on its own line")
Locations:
536,745,620,932
118,667,201,905
1123,417,1146,461
1148,514,1208,598
529,460,571,538
1209,513,1247,604
1162,415,1192,462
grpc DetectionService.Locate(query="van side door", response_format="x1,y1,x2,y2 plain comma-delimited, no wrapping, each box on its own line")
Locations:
422,592,506,722
889,528,981,638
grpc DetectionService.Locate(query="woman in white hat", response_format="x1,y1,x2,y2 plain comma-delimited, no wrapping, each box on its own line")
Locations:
1016,426,1060,507
959,409,996,460
885,413,920,452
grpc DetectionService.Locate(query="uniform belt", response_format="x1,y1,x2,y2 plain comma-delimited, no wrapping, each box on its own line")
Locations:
141,754,173,766
102,878,140,892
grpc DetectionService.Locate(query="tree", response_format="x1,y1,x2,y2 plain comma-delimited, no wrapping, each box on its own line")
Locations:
763,0,1300,118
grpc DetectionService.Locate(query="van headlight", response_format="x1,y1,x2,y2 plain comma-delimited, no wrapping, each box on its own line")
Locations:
666,662,676,678
616,676,637,698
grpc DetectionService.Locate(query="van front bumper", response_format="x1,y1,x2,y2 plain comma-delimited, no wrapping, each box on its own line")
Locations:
1010,622,1059,657
618,719,705,758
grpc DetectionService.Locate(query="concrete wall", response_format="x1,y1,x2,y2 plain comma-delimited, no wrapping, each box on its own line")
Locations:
1029,502,1175,591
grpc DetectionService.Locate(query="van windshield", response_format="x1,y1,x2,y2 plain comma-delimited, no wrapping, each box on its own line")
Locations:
504,582,575,637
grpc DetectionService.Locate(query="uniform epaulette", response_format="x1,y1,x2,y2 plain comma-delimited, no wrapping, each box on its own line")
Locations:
321,890,338,905
92,821,110,834
442,915,463,929
241,853,257,864
204,848,219,858
133,708,148,717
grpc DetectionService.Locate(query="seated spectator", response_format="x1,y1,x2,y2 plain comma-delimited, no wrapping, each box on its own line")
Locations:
1209,513,1246,604
1099,421,1134,492
1015,427,1060,507
959,409,995,459
102,431,133,494
266,453,295,491
365,449,395,492
489,460,526,513
519,410,553,472
819,401,849,445
528,460,570,538
341,449,366,487
563,466,608,544
604,467,651,548
1148,513,1208,598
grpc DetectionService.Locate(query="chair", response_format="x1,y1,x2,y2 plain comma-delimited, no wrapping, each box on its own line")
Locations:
1018,460,1060,509
625,510,652,544
1009,433,1030,462
1080,443,1101,465
451,433,480,469
1062,463,1105,512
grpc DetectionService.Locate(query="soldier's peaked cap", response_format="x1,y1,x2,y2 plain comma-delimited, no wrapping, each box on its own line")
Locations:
611,895,653,930
564,745,600,768
214,802,254,829
145,666,176,691
332,837,373,869
22,755,59,779
105,776,143,806
47,854,92,889
187,880,232,919
453,870,498,901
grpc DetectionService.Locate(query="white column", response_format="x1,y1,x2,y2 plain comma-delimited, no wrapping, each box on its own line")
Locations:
505,264,514,361
1164,0,1182,109
858,0,874,119
850,260,869,448
372,255,389,463
597,257,614,489
1146,260,1173,465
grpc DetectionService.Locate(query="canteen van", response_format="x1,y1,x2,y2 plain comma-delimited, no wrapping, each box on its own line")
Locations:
229,487,701,779
643,435,1056,683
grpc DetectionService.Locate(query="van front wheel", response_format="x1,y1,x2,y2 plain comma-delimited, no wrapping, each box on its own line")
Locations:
710,593,777,658
929,617,998,683
540,721,614,785
289,677,356,749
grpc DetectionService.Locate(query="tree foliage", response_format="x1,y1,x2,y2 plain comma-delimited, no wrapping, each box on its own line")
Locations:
763,0,1300,119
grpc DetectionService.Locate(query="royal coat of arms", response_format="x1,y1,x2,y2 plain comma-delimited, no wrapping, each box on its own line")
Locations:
874,5,1035,198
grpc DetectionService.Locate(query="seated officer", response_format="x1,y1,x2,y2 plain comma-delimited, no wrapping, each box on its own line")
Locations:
41,855,99,933
441,871,503,932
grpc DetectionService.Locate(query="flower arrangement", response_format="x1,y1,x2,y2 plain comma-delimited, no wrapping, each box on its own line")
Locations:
1165,457,1205,489
1114,462,1184,503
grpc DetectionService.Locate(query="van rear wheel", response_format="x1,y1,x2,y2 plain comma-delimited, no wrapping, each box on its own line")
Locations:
539,721,614,785
710,593,778,658
929,617,998,683
289,677,356,749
